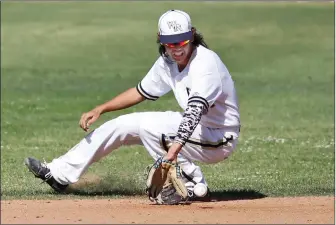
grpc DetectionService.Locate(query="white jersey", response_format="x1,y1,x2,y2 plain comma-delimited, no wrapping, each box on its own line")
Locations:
137,45,240,129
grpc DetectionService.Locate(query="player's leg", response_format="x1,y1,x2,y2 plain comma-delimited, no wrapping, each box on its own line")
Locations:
25,112,159,191
47,113,147,184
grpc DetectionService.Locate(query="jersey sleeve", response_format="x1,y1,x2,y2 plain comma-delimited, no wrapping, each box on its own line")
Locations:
136,58,171,101
188,63,222,114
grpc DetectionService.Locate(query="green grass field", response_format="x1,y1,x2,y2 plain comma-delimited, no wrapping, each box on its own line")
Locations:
1,2,334,200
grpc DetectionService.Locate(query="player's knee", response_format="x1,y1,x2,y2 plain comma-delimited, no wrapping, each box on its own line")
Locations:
205,148,234,164
138,119,159,140
209,155,231,164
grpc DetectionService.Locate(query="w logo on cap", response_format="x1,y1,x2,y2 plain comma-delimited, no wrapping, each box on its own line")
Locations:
167,21,183,32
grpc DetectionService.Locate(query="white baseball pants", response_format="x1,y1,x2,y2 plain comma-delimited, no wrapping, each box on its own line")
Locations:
47,111,240,189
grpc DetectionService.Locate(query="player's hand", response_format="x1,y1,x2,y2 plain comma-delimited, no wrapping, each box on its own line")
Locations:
79,108,102,132
163,142,181,162
163,151,177,163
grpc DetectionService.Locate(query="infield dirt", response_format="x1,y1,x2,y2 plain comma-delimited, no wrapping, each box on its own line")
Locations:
1,196,334,224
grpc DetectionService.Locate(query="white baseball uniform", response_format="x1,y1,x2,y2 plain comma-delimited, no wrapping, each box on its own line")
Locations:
47,45,240,191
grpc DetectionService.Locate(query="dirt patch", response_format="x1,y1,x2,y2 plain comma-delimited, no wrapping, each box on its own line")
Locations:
68,174,103,190
1,196,334,224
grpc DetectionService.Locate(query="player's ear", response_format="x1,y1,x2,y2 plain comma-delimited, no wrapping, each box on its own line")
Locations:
157,32,161,45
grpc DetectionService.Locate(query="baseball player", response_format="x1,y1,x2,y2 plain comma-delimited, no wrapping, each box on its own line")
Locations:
25,9,240,204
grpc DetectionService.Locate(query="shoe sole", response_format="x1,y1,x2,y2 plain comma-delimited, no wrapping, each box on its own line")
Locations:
24,158,40,178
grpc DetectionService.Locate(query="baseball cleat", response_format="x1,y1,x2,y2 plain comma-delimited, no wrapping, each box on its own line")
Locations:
24,157,68,193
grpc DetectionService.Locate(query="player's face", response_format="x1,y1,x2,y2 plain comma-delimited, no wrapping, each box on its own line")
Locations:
163,40,192,64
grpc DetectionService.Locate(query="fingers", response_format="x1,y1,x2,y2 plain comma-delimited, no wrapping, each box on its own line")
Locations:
79,110,100,132
79,113,85,130
79,113,91,132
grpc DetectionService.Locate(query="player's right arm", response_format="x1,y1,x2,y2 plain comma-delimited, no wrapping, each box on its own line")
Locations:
79,57,171,132
79,87,145,132
95,87,146,114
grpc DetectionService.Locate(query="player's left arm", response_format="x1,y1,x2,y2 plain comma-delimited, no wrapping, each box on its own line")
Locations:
165,66,222,160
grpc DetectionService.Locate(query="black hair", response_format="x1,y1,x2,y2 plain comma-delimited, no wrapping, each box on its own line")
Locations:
157,27,209,58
